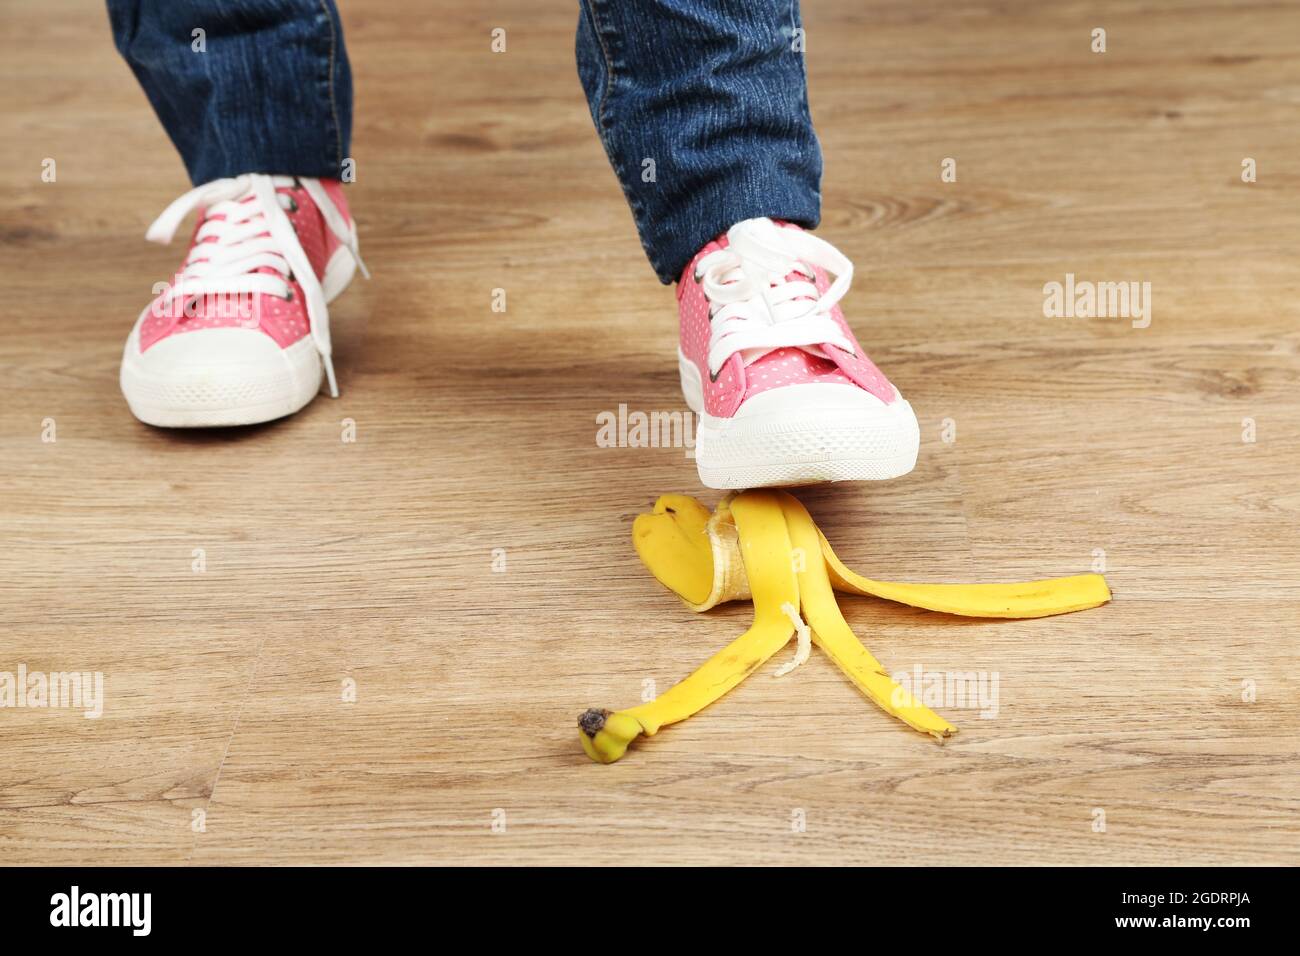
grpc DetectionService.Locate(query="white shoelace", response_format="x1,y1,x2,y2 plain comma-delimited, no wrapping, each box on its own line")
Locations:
694,218,856,378
144,174,368,397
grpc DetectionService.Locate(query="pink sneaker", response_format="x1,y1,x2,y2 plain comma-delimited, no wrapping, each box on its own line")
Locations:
678,217,920,488
120,174,366,427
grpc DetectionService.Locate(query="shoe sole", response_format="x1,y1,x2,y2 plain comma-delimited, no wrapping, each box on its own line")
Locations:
120,238,357,428
679,349,920,489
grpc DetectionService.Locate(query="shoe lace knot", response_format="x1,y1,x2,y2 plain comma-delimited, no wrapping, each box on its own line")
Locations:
693,217,855,378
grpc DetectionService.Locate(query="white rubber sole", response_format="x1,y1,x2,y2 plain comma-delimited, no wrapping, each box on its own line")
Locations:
120,239,357,428
680,349,921,489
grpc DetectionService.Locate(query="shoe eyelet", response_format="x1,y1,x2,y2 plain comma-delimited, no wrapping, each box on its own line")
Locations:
286,197,299,213
283,289,294,302
692,269,703,283
709,366,722,383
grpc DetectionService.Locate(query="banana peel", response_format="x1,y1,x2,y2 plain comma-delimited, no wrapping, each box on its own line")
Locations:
577,490,1110,763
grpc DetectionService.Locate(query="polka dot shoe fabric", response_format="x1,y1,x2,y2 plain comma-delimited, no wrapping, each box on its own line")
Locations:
677,217,920,489
120,174,365,427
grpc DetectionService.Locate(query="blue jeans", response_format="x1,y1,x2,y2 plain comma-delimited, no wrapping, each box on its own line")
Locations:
108,0,821,283
576,1,821,281
107,0,352,184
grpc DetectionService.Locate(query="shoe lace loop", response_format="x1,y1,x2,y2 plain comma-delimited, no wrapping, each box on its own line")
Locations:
144,174,367,397
695,218,855,378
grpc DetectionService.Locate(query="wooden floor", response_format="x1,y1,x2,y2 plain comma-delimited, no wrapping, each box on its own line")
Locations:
2,0,1298,866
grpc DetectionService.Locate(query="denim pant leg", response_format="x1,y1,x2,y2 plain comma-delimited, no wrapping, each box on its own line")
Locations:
107,0,352,185
576,0,822,284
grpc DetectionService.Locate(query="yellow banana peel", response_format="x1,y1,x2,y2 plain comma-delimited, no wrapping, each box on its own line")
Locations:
578,490,1110,763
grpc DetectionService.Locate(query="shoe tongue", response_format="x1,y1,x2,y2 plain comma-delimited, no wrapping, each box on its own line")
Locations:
743,346,838,385
782,266,816,295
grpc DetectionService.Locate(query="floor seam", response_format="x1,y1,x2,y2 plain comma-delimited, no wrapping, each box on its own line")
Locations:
183,633,270,865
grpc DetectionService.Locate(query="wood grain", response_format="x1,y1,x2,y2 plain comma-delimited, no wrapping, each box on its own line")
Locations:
1,0,1297,865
